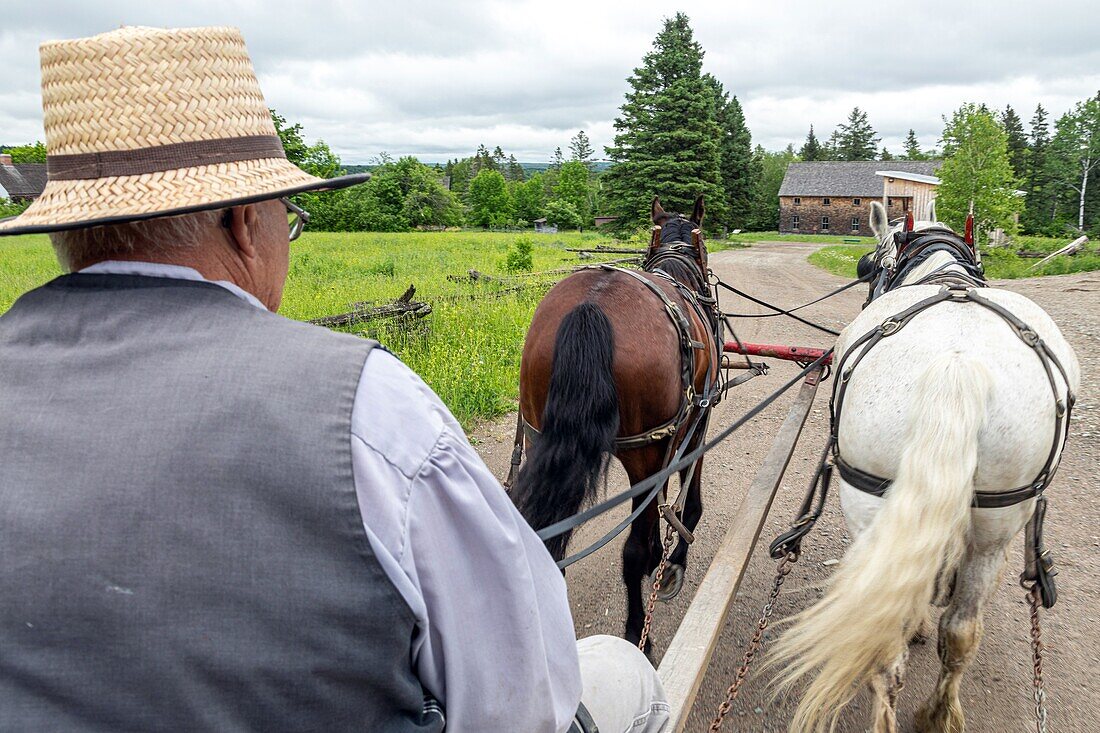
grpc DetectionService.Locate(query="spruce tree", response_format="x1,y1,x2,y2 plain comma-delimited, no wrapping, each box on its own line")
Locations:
879,146,894,161
1024,105,1054,233
704,74,754,229
835,107,880,160
569,130,595,167
506,154,525,182
1001,105,1028,180
799,125,823,161
603,12,725,229
550,146,564,169
903,129,926,160
491,146,507,171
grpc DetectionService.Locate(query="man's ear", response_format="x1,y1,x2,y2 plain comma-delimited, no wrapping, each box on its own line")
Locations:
226,204,260,259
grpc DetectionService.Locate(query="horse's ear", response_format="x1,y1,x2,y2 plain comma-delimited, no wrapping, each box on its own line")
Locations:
964,213,974,245
651,196,665,224
869,200,890,241
692,195,705,226
926,199,937,222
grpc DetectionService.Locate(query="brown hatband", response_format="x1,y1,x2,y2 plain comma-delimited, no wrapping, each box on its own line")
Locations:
47,135,287,181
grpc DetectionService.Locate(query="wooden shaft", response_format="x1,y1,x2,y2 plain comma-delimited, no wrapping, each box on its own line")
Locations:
657,369,822,731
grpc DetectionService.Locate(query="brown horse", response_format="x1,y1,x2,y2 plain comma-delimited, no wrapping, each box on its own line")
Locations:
511,196,720,649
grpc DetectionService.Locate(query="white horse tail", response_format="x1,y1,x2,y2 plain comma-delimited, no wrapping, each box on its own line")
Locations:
769,352,992,732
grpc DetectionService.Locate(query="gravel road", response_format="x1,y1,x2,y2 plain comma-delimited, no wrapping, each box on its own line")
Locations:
472,241,1098,732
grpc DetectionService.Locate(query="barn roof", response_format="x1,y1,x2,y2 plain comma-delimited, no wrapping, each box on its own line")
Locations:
779,160,941,197
0,163,47,199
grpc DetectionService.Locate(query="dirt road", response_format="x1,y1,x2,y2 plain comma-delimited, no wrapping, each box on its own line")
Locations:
472,241,1099,732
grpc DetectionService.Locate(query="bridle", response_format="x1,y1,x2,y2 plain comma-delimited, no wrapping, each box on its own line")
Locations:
865,223,985,305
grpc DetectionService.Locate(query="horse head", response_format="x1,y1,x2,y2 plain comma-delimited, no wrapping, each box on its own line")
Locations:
648,195,709,293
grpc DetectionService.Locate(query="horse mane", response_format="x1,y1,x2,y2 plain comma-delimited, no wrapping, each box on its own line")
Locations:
652,212,708,294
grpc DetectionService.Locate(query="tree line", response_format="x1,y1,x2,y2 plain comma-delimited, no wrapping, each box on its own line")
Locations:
3,13,1097,240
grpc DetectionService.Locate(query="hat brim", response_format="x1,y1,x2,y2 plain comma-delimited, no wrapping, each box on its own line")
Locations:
0,157,370,236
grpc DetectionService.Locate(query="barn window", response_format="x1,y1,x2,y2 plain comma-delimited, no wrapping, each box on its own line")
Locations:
822,197,831,206
853,198,861,206
851,217,860,232
793,197,801,206
902,198,910,211
791,214,800,230
821,215,830,232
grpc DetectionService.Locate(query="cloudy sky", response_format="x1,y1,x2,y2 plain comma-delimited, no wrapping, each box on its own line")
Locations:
2,1,1098,163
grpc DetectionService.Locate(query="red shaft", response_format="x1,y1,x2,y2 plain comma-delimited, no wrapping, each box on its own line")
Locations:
724,341,832,365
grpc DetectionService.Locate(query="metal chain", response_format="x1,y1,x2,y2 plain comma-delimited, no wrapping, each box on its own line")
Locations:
638,521,677,652
1028,585,1048,733
709,551,799,731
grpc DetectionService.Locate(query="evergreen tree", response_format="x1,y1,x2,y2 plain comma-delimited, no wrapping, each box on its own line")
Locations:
1001,105,1028,180
879,146,894,161
903,129,927,160
937,103,1021,236
824,130,842,160
569,130,595,167
1023,104,1054,233
835,107,880,160
603,12,725,229
506,154,526,182
745,145,796,230
799,125,823,161
491,146,507,172
550,146,564,169
704,74,754,229
472,144,495,176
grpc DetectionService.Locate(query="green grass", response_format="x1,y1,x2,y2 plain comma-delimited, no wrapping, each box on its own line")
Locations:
725,230,876,246
0,229,638,427
808,239,1100,280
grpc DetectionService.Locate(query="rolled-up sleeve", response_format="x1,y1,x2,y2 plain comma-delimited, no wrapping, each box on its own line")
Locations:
351,351,581,733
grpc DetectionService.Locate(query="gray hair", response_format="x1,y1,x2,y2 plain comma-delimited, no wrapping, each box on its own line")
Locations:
49,210,222,272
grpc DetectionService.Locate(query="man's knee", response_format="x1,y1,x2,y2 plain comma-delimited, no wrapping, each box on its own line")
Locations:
577,635,669,733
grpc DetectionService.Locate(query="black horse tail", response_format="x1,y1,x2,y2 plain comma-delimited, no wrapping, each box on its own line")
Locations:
514,302,620,561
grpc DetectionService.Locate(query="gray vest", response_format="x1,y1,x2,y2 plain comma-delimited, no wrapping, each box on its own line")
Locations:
0,274,443,733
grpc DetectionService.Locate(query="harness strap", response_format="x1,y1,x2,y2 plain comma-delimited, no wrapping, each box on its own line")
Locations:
832,285,1075,514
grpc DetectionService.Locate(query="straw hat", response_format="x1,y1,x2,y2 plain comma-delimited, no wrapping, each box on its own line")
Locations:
0,26,368,236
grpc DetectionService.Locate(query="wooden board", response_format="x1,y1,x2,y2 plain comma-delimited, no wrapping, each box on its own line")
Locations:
657,368,823,731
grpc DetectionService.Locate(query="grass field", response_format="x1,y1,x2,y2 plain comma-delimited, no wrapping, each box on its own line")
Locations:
725,230,876,246
809,237,1100,280
1,229,736,427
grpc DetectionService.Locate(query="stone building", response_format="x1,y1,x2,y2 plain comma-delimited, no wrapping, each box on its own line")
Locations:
777,160,941,237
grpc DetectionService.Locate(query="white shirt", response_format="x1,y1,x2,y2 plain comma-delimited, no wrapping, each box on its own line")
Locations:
79,261,582,733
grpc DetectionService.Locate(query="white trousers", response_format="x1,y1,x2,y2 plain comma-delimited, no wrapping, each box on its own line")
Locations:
577,635,670,733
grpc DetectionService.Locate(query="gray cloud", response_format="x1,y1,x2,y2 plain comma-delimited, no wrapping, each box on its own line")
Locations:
1,0,1098,162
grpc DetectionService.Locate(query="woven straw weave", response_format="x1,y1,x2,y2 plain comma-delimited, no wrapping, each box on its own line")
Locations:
0,26,365,235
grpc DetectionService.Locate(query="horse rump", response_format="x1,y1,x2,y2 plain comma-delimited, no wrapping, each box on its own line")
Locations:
513,301,620,561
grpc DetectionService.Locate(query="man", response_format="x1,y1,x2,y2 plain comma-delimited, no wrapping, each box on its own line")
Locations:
0,26,668,732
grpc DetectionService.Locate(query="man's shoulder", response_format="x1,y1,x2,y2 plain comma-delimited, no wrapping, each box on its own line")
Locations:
350,350,457,481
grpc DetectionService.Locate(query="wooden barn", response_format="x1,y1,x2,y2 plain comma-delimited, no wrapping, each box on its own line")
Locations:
778,160,941,237
0,154,47,202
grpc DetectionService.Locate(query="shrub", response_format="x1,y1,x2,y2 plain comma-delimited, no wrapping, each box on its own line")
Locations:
504,237,534,273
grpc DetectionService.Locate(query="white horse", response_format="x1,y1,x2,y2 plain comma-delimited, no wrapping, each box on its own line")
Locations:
769,201,1080,732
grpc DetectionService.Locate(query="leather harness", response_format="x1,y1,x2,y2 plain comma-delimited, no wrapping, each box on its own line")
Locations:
824,228,1075,607
520,239,721,454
